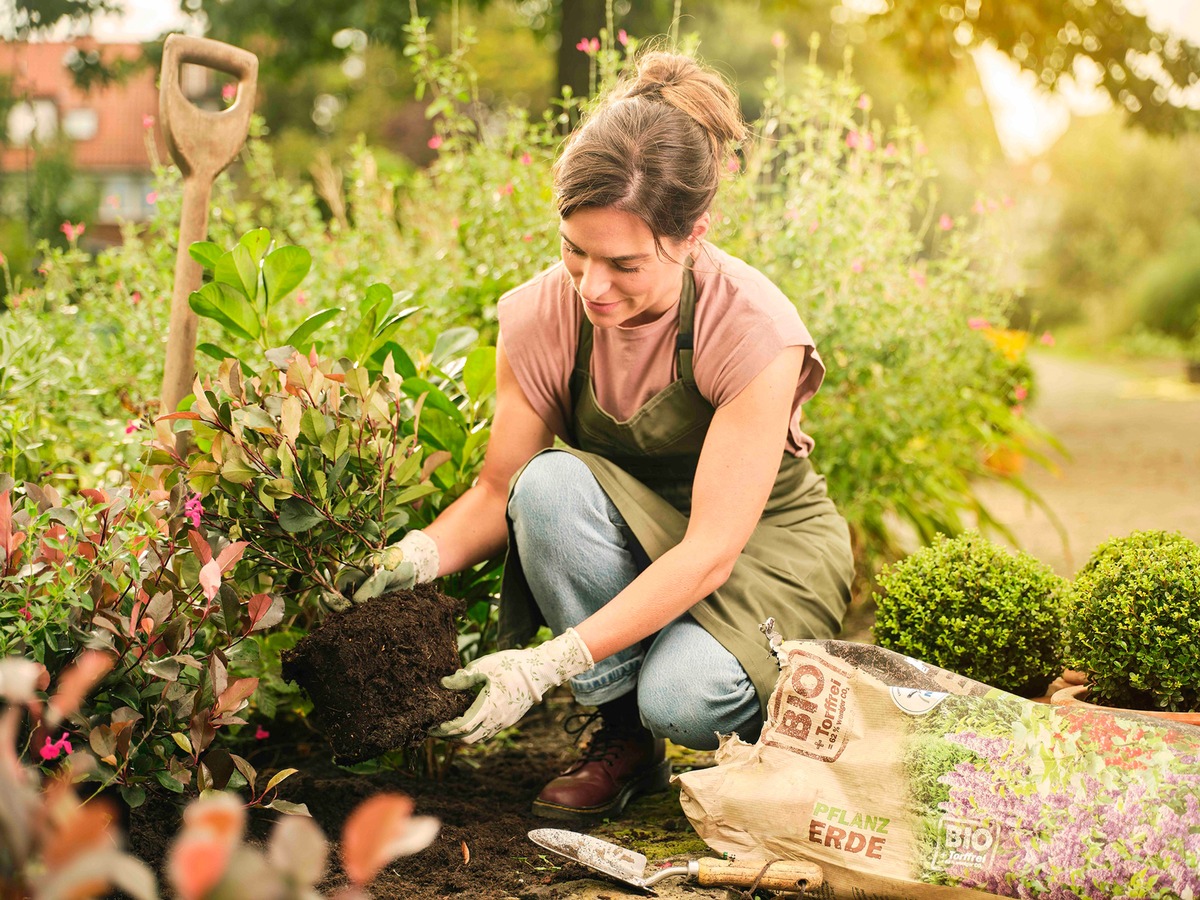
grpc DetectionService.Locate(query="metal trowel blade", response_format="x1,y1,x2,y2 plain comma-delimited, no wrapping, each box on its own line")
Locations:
528,827,653,890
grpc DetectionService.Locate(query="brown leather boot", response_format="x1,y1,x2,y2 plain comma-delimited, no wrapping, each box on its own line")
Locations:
531,712,671,825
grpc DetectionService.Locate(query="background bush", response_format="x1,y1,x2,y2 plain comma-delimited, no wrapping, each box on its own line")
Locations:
872,531,1066,695
1063,530,1200,713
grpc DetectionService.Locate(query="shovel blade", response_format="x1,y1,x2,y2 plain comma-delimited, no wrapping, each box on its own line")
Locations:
529,828,650,888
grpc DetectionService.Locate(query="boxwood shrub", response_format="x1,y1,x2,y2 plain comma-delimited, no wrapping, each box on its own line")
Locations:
1063,530,1200,712
872,532,1066,695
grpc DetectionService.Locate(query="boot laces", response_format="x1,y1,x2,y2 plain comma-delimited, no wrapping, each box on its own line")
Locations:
561,710,643,773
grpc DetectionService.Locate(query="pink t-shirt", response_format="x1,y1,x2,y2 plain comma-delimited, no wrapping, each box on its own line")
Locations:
497,242,825,457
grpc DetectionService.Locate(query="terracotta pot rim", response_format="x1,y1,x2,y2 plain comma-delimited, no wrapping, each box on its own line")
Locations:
1051,683,1200,725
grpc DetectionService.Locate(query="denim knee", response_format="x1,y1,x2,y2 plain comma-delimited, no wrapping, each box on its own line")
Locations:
508,451,610,540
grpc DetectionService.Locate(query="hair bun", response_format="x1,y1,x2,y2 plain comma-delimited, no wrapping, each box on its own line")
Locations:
618,51,746,152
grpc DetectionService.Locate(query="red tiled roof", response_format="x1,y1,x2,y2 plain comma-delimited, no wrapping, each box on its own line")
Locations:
1,40,166,172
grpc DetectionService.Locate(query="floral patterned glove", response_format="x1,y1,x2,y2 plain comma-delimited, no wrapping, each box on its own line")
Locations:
319,530,440,612
429,629,594,744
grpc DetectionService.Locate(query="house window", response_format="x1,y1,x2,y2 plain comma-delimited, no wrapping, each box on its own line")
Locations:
62,107,99,142
6,99,58,146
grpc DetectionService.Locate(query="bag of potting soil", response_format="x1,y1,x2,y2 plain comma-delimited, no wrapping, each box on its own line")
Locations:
676,638,1200,899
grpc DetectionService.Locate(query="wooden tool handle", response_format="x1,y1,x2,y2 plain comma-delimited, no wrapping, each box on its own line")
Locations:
695,857,824,891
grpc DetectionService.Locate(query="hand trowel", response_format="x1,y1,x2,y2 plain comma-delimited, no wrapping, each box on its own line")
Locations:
528,827,823,894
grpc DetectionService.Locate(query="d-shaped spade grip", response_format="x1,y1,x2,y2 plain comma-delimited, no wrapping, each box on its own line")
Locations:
159,34,258,180
157,34,259,433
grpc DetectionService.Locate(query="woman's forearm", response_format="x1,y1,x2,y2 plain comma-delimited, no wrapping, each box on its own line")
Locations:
423,479,512,577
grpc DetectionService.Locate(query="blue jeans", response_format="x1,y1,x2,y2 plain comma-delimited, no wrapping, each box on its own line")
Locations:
508,450,763,750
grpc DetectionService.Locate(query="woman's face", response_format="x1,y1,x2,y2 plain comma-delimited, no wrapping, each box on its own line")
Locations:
559,206,701,328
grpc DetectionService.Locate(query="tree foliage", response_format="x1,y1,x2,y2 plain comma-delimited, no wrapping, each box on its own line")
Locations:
862,0,1200,134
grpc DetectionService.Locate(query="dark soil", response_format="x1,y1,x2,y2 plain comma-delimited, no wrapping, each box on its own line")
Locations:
129,695,621,899
281,585,473,764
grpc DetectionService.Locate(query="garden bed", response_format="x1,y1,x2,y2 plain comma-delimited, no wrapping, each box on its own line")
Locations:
129,692,711,899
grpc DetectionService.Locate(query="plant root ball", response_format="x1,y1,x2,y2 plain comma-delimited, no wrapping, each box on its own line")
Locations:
281,584,473,764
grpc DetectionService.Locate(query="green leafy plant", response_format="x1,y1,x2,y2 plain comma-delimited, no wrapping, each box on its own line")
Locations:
0,479,299,810
169,230,499,618
872,532,1066,695
1063,530,1200,712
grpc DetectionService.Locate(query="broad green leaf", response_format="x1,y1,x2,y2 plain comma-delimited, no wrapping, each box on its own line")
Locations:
155,770,186,793
432,326,478,367
263,477,294,499
267,800,311,817
348,304,379,363
239,227,271,262
216,244,260,304
278,499,324,533
196,342,244,367
263,245,312,309
390,448,424,486
171,732,193,754
463,346,497,401
385,343,418,379
220,449,258,485
265,767,299,793
285,307,342,351
188,241,224,270
189,282,260,341
120,785,146,809
394,483,439,505
299,408,328,443
359,282,395,318
403,378,466,424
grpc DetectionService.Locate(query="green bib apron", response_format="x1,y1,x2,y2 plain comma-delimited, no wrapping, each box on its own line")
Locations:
499,265,854,713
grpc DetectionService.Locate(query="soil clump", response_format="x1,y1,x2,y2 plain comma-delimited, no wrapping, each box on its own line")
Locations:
281,584,473,764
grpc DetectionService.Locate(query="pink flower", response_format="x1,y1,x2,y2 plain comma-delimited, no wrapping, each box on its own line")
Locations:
915,140,928,155
784,209,801,222
618,29,629,47
522,233,533,242
856,94,872,111
808,220,819,235
909,268,927,289
972,200,986,215
771,31,787,49
883,142,897,157
1014,384,1029,401
295,290,307,306
726,156,740,172
39,733,73,761
184,493,203,529
146,191,158,205
427,135,443,150
450,217,460,229
125,420,140,434
131,291,141,303
850,259,864,273
499,182,514,197
576,37,599,54
938,213,954,231
19,605,31,622
105,194,120,208
1012,404,1025,418
1039,331,1055,346
60,221,85,241
142,114,155,129
221,82,237,102
845,130,874,151
520,152,532,166
968,317,990,331
254,726,270,740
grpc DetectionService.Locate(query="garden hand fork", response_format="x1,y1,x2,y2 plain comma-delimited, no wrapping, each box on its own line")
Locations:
156,34,257,444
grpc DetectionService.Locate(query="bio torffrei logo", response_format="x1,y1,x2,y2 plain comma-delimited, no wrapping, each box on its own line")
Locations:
932,816,999,871
889,686,948,716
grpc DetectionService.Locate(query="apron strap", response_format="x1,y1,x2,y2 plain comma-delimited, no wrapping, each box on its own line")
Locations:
676,259,697,387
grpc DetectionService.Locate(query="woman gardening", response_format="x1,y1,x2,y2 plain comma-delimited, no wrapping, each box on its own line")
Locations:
341,51,855,824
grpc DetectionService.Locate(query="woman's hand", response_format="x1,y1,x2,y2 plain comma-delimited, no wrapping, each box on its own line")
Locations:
430,629,594,743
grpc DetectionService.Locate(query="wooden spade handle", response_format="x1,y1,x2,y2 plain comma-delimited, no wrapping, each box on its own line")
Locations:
695,857,824,891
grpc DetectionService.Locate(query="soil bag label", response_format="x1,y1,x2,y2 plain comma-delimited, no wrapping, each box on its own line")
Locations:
676,640,1200,900
762,647,856,761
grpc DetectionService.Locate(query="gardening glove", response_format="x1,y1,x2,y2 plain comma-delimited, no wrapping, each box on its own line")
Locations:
319,530,440,612
429,628,594,744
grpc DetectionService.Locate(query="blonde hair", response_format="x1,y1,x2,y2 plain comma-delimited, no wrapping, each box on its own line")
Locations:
553,51,746,242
